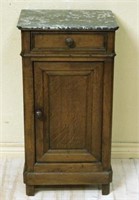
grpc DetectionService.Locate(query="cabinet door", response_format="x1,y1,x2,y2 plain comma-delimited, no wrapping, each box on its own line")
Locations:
34,62,103,163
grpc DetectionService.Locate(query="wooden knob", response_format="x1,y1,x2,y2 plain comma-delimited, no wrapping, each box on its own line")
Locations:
65,38,75,48
35,109,43,120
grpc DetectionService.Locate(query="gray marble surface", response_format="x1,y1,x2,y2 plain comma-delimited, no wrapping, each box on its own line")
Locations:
17,10,119,31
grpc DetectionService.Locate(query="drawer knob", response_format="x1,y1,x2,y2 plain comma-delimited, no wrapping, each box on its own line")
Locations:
65,38,75,48
35,109,43,120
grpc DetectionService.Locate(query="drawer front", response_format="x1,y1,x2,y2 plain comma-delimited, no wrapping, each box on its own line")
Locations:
31,32,107,53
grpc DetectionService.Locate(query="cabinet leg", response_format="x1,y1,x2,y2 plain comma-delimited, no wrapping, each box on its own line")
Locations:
26,185,35,196
102,184,110,195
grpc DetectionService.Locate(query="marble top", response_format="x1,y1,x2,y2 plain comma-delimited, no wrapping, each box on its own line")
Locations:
17,10,119,31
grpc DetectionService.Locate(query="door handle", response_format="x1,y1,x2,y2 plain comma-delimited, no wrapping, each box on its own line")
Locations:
35,109,43,120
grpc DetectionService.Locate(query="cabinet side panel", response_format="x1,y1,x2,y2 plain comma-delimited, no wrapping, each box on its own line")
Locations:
22,58,35,171
107,32,115,53
21,31,31,52
102,60,114,170
91,63,103,160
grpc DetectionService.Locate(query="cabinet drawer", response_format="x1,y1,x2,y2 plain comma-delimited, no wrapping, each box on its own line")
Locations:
31,32,107,53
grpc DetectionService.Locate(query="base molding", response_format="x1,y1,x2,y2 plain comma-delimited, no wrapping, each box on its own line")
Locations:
0,142,139,158
24,169,112,185
112,142,139,158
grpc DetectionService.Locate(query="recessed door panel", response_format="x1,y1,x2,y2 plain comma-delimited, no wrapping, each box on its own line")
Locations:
49,75,87,149
34,62,103,162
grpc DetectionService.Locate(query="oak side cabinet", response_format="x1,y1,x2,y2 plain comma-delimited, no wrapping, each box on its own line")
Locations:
17,10,119,196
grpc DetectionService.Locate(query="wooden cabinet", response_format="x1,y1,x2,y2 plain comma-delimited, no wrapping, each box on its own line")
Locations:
17,10,118,196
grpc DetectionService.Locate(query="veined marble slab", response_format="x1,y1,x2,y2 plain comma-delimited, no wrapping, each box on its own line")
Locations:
17,10,119,31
